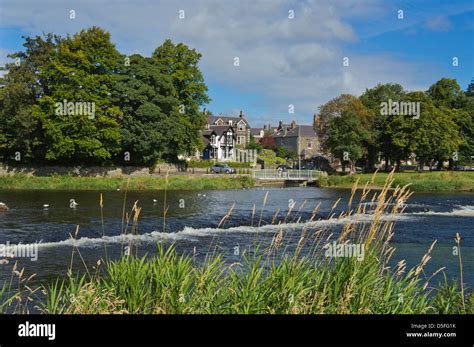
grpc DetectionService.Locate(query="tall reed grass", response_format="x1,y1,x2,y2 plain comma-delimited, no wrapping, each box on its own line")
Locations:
1,171,472,314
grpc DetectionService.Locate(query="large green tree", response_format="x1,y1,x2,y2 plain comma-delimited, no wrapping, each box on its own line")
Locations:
427,78,466,109
152,40,210,157
319,94,375,171
360,83,406,171
426,78,473,166
112,54,185,165
0,34,60,162
33,27,123,164
412,101,462,171
326,108,370,172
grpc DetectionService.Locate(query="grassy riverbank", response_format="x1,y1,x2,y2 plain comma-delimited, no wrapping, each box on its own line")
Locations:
1,172,471,314
319,171,474,192
0,174,255,190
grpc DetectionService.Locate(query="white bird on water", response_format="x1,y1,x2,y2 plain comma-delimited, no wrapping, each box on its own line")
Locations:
0,202,9,211
43,204,49,209
153,199,158,203
70,199,79,208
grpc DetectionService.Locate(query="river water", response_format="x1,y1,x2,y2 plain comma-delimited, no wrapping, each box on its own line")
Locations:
0,187,473,290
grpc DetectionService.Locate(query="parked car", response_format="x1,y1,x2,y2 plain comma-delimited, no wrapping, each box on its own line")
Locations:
210,164,236,174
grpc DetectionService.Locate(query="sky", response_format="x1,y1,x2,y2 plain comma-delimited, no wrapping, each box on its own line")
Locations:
0,0,473,127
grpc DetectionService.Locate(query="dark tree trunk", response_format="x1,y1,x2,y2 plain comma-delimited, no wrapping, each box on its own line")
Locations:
436,159,443,171
418,162,424,172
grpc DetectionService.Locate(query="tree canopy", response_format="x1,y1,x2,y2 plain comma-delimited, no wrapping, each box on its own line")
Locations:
0,27,209,165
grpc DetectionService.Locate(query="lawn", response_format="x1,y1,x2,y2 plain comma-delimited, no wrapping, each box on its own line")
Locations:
0,174,255,190
320,171,474,192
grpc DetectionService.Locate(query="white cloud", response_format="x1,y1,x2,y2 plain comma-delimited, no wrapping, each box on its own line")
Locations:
0,0,450,125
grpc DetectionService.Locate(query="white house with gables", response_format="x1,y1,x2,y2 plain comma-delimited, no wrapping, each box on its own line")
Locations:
201,111,252,161
202,125,235,160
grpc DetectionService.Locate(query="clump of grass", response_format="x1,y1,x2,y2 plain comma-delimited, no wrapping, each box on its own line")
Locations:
2,171,472,314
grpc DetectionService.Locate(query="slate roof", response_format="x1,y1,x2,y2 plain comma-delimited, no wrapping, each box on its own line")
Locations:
250,128,264,136
207,115,249,126
272,125,316,138
208,125,234,135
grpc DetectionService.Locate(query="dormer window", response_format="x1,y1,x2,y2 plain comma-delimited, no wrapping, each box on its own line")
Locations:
211,135,216,144
228,120,233,125
238,121,245,131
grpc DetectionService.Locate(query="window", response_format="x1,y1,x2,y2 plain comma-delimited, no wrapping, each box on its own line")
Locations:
211,135,216,144
226,133,233,145
228,120,233,125
238,121,245,131
237,136,245,145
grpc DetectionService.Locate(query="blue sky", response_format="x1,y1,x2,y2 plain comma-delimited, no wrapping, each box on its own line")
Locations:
0,0,473,127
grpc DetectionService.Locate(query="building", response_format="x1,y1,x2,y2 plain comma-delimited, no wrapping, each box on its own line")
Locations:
272,120,319,160
250,128,265,140
201,125,235,161
205,111,251,148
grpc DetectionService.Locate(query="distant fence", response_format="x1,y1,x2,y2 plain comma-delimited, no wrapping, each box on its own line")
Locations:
252,169,321,181
232,149,257,163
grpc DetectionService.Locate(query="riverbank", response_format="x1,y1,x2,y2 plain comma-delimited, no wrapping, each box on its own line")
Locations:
1,171,473,192
0,172,472,314
319,171,474,192
0,174,255,190
2,176,472,314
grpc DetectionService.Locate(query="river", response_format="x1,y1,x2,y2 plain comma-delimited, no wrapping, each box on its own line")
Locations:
0,187,473,291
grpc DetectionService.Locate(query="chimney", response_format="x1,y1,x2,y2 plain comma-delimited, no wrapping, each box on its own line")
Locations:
290,120,296,129
239,110,244,118
314,112,322,131
278,120,283,130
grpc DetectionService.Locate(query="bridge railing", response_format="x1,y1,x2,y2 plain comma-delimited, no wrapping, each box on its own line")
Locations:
251,169,321,181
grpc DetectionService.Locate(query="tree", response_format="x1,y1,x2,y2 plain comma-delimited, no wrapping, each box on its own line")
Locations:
318,94,375,171
466,78,474,97
152,40,210,157
274,145,296,160
427,78,473,166
412,100,462,171
460,83,474,164
247,134,263,152
0,34,60,163
318,94,358,153
260,134,276,149
112,54,184,165
360,83,406,171
427,78,466,109
33,27,123,164
326,108,370,172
